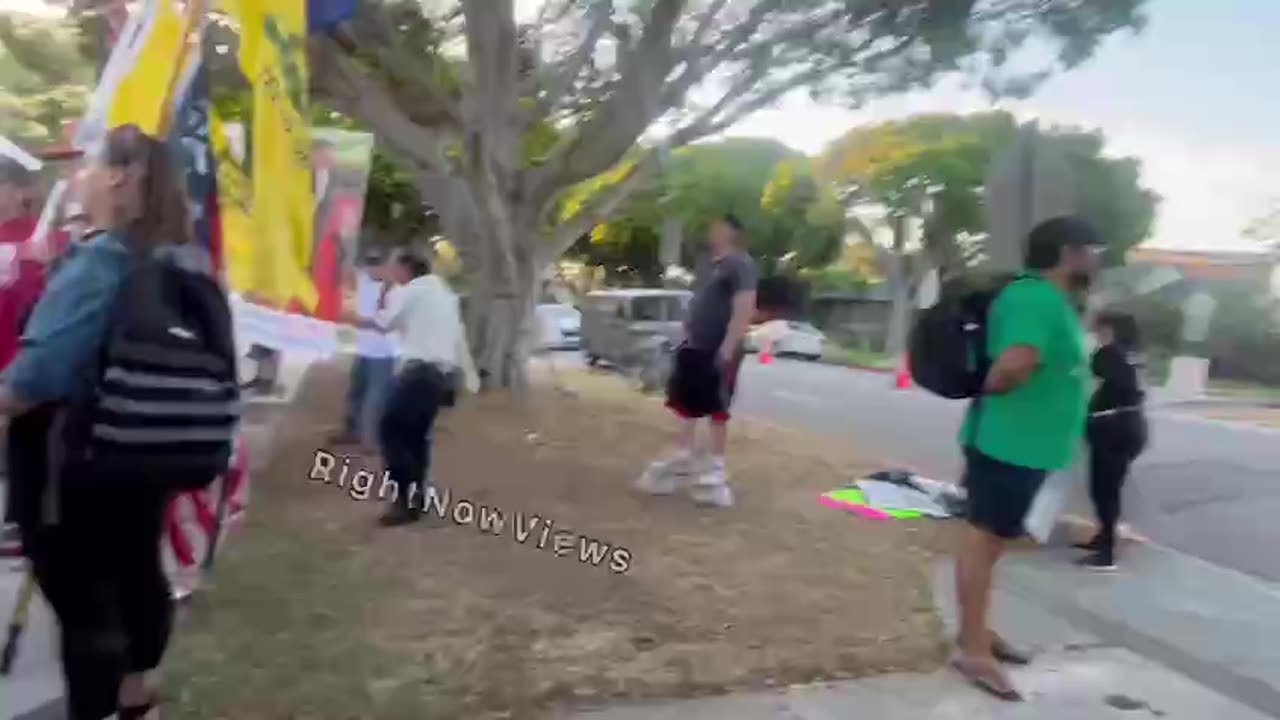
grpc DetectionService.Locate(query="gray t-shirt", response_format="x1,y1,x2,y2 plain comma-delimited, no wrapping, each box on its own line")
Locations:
684,251,758,351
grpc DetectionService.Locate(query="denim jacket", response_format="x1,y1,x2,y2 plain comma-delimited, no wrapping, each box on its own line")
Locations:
4,232,130,404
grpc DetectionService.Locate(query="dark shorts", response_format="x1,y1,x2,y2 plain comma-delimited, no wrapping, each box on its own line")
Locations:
962,448,1047,539
665,346,743,423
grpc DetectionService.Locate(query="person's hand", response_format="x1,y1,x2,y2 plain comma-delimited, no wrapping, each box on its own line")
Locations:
717,343,735,368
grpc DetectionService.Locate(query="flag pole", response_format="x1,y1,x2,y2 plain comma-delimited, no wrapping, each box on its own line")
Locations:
155,0,209,137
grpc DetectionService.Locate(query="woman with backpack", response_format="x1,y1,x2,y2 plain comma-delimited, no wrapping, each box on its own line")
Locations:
1077,309,1148,571
0,125,201,719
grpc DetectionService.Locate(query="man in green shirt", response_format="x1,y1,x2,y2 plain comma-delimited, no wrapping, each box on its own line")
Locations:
952,216,1100,701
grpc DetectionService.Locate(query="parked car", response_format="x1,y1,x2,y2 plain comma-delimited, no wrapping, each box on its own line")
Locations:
535,303,582,350
580,289,692,390
745,320,826,361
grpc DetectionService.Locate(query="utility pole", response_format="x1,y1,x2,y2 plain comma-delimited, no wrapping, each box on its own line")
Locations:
655,145,683,286
984,120,1075,273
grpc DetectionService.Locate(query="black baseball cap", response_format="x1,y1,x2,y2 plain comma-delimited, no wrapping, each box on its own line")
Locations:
0,157,34,187
1025,215,1104,269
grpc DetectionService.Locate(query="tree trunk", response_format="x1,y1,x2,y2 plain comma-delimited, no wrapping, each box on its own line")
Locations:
458,206,540,393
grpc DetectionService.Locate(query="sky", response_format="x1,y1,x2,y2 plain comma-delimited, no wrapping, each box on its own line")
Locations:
728,1,1280,252
5,0,1276,252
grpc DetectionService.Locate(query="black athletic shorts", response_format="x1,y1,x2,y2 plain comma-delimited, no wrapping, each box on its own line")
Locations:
665,345,743,423
962,448,1048,539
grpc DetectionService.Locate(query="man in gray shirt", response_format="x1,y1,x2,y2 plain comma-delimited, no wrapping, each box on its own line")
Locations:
637,213,757,508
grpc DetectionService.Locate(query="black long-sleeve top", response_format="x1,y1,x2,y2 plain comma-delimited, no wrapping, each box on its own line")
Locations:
1089,344,1145,415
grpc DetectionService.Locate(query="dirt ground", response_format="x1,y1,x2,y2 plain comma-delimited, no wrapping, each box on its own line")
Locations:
165,362,954,719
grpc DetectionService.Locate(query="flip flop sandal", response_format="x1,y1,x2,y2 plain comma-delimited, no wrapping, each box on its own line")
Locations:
949,654,1023,702
991,635,1033,666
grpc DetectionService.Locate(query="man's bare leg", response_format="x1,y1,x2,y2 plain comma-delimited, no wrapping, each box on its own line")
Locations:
709,419,727,458
953,523,1019,697
637,418,698,495
676,417,698,454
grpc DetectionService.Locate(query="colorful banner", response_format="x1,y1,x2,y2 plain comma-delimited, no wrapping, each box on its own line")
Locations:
217,0,316,312
309,127,375,320
218,123,373,325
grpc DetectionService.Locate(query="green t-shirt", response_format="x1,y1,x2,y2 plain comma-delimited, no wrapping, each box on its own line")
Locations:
960,276,1088,471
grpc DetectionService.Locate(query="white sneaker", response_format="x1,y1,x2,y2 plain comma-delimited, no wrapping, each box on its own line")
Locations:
690,464,733,507
635,455,693,495
690,481,734,508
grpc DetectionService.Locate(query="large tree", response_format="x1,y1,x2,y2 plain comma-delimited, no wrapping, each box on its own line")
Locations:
565,138,844,284
818,111,1160,277
817,110,1159,359
303,0,1146,388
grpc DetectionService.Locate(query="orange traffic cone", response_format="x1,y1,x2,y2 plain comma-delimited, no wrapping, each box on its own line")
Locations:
894,353,911,389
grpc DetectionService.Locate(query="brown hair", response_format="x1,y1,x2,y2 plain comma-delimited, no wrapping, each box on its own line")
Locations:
102,124,193,250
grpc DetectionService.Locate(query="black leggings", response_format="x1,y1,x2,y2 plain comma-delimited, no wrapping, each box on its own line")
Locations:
1087,414,1147,556
26,479,173,719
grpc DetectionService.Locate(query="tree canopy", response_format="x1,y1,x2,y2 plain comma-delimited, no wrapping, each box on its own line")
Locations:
817,110,1159,275
0,13,93,145
564,138,844,284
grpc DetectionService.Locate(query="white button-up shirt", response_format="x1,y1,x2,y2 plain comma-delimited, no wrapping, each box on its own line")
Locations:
376,273,462,368
353,271,398,358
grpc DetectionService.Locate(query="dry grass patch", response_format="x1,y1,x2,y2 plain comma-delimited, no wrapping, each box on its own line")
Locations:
165,362,954,719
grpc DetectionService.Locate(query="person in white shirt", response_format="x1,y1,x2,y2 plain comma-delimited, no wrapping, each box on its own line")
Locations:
346,248,475,527
331,248,397,451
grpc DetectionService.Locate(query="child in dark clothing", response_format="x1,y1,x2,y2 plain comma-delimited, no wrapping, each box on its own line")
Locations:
1078,310,1148,571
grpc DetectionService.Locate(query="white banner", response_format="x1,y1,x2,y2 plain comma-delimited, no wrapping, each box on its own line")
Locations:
230,294,340,357
0,134,41,170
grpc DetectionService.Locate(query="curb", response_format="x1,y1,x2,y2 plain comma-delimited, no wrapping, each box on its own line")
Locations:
1057,513,1151,544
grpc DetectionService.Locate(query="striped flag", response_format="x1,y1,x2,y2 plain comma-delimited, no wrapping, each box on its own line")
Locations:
164,434,251,598
167,32,222,271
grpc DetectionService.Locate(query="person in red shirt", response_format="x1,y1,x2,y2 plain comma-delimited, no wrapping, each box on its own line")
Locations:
0,156,45,555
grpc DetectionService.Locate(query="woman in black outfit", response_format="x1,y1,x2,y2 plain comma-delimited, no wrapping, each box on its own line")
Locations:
1078,310,1148,571
2,126,189,719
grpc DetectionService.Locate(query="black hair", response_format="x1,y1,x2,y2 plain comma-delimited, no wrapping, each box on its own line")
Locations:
720,212,744,233
1025,216,1101,270
396,249,431,279
1095,310,1141,352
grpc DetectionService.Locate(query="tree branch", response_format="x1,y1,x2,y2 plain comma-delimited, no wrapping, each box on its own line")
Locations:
525,0,685,209
539,151,662,265
462,0,522,182
339,4,463,129
310,35,458,175
525,0,615,123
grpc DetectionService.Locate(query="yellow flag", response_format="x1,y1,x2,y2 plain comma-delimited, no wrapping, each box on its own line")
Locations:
217,0,316,311
105,0,188,134
210,109,254,290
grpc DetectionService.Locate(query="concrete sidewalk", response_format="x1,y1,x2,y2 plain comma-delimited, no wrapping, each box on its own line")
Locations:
569,542,1280,720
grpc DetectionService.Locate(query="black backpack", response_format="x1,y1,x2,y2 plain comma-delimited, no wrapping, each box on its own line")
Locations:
63,257,240,491
908,272,1021,400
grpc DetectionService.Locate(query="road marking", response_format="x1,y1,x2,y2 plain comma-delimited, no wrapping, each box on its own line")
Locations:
1153,410,1280,436
770,389,823,407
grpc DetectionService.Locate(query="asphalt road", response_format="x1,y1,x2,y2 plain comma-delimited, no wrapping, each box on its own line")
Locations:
558,351,1280,583
728,357,1280,584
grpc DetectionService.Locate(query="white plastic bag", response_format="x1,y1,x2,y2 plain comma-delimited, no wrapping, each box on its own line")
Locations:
1024,450,1086,544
